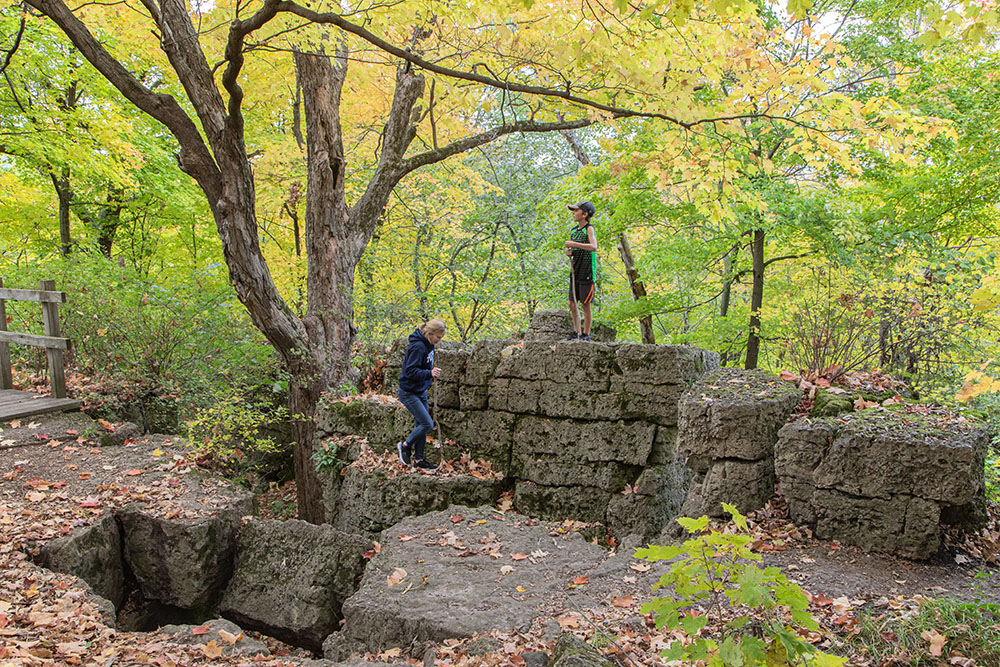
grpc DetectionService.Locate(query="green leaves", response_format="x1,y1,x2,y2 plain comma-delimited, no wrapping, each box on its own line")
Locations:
635,505,844,666
787,0,813,19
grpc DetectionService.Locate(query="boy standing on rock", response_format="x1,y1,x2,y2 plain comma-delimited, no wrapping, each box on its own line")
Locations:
564,201,598,341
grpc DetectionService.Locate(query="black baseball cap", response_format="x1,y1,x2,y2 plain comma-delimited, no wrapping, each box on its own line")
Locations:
568,201,596,218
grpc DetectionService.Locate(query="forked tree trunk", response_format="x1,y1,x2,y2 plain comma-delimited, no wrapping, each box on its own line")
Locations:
28,0,592,523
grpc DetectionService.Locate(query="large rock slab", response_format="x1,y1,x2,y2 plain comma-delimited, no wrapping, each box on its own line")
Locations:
523,309,616,343
36,512,125,608
511,416,655,466
325,506,657,658
513,482,613,523
614,344,720,386
679,459,775,518
117,481,253,610
318,399,410,447
775,412,990,559
219,518,371,651
325,466,504,536
678,368,801,468
605,463,689,541
463,339,517,386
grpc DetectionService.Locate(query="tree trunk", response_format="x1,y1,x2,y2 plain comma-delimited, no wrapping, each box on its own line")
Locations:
27,0,594,524
617,233,655,344
95,187,124,257
50,167,73,255
745,228,765,369
720,245,735,318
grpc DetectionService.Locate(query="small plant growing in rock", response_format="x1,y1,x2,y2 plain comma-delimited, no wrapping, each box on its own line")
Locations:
636,504,845,666
311,438,343,473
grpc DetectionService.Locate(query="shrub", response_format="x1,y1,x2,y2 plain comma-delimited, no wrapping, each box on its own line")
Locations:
2,252,281,427
636,504,845,666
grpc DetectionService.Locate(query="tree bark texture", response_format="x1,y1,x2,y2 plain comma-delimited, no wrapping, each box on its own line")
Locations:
617,233,655,344
744,228,766,370
50,167,73,256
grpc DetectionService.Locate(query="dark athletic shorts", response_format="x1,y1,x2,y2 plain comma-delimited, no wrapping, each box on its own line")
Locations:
568,279,595,304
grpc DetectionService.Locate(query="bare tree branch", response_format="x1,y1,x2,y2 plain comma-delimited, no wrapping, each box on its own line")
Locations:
401,117,592,175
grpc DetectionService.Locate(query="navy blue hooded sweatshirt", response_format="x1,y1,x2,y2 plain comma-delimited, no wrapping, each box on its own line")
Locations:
398,329,436,394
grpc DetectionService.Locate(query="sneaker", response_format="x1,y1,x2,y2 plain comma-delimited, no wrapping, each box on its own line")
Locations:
579,333,592,341
396,441,412,466
564,332,579,341
414,459,437,472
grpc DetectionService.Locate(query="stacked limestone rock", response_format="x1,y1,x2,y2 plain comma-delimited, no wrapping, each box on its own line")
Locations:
676,368,802,518
522,309,617,342
775,412,989,559
320,334,720,541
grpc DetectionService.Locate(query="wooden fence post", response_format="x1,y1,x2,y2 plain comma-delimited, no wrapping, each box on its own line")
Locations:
0,278,11,390
40,279,67,398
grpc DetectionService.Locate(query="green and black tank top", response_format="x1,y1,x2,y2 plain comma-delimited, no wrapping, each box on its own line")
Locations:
570,223,595,282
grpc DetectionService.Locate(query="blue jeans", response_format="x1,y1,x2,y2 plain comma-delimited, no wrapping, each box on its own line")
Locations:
398,388,433,461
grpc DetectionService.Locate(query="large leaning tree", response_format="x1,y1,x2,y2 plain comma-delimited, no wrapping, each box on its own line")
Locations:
19,0,915,520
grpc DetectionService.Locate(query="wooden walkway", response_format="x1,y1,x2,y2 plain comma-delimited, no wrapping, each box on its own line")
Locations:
1,278,79,422
0,389,81,422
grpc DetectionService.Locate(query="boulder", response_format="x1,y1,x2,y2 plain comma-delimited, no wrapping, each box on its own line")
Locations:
678,369,801,467
326,506,649,658
438,409,516,471
318,399,409,447
605,463,689,541
523,310,616,343
679,459,775,518
99,421,142,447
463,339,517,386
117,484,252,610
219,518,370,651
614,344,720,386
511,457,639,493
775,412,990,559
36,512,125,608
812,490,942,560
160,618,269,658
494,342,618,387
325,466,504,537
513,482,612,523
511,416,655,467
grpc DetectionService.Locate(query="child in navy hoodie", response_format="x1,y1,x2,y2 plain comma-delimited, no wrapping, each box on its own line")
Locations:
396,318,445,470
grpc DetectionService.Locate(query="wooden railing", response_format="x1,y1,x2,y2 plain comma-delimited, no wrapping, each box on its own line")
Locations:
0,279,72,398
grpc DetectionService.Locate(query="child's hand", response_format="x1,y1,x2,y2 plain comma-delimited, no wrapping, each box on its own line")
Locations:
431,367,442,378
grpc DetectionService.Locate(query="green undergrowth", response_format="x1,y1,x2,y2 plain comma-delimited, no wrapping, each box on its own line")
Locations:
636,505,845,666
845,597,1000,666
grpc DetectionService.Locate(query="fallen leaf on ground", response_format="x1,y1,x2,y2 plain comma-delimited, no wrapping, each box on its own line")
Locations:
921,629,947,657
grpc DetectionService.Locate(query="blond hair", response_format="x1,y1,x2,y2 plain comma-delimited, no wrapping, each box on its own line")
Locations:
418,318,446,336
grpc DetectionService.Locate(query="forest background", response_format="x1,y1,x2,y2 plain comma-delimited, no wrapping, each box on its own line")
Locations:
2,0,1000,513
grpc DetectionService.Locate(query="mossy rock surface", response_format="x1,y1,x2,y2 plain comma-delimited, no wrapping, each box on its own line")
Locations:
811,389,854,417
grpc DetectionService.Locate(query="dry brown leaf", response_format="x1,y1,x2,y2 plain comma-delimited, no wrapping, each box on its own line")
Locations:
202,640,223,658
217,628,241,645
921,629,947,657
387,567,407,586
